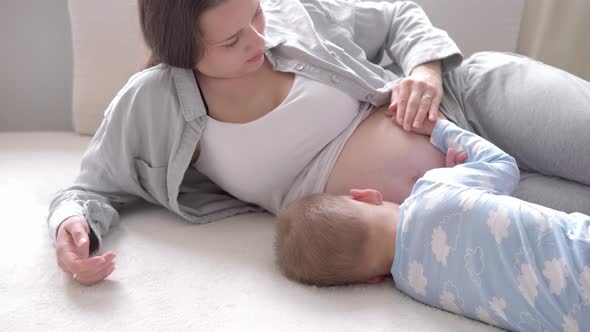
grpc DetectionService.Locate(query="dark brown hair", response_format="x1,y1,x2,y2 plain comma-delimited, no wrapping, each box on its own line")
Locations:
138,0,226,68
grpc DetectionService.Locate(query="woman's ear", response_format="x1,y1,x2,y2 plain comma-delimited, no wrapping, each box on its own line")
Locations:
350,189,383,205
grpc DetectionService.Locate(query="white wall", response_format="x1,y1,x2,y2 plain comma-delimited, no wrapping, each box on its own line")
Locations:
0,0,73,132
415,0,525,56
518,0,590,81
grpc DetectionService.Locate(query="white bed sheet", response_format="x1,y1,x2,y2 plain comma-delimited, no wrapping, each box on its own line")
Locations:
0,131,502,331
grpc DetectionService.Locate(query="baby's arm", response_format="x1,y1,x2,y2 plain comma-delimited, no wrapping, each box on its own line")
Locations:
423,120,520,195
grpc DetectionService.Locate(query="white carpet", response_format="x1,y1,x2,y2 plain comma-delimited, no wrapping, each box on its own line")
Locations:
0,132,501,331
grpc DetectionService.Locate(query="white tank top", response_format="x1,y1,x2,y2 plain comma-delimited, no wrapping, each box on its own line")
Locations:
194,74,360,212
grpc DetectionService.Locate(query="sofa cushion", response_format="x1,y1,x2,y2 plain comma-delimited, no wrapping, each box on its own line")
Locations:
68,0,149,135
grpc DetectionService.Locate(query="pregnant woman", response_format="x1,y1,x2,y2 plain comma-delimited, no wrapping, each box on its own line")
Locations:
48,0,590,285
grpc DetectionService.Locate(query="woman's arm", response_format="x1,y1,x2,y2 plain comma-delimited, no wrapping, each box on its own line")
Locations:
48,113,140,255
389,59,443,129
355,1,457,128
353,0,462,75
301,0,460,128
49,113,139,285
302,0,462,75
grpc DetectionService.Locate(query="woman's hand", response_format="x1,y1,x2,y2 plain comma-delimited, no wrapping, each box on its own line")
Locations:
387,112,467,167
386,60,443,131
56,216,116,286
396,111,444,137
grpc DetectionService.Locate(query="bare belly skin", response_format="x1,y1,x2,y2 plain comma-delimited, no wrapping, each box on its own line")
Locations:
325,105,445,204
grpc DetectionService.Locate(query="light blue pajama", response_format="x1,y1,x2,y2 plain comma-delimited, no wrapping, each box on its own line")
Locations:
392,120,590,332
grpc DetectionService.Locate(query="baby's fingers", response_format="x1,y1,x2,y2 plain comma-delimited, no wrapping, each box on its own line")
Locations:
445,148,468,167
445,148,456,167
455,151,468,165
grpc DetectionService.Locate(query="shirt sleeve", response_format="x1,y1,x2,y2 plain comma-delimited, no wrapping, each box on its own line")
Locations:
47,117,144,255
46,71,158,254
418,120,520,196
300,0,462,75
351,0,463,75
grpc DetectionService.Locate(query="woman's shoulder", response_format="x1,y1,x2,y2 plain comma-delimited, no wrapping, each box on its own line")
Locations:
123,63,177,94
97,64,197,166
102,63,201,136
108,64,200,119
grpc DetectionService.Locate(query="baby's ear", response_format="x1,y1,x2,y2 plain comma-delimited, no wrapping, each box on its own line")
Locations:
350,189,383,205
364,276,385,284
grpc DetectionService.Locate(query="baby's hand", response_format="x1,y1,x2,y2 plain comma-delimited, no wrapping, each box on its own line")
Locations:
445,148,468,167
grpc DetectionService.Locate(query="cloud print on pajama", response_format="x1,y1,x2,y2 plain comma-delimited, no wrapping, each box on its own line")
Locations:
439,281,463,314
405,184,586,331
434,184,583,314
393,121,590,332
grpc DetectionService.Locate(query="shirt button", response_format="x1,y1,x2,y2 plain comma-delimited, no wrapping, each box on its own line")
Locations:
365,93,374,101
295,64,304,71
331,75,340,84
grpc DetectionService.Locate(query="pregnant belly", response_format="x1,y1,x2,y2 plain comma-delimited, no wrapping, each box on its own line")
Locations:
325,105,445,204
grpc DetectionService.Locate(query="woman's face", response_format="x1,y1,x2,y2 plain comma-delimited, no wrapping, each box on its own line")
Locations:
196,0,266,78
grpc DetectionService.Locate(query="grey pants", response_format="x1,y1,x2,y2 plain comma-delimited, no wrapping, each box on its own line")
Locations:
441,51,590,214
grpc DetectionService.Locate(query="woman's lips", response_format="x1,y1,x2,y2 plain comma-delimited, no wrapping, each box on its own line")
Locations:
247,51,264,63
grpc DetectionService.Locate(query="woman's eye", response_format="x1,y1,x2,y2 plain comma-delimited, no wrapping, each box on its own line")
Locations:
223,6,261,48
225,39,239,48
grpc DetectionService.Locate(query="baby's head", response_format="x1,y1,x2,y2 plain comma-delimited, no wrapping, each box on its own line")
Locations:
275,190,397,287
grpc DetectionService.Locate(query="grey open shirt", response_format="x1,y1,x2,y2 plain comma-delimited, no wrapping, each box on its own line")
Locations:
47,0,462,253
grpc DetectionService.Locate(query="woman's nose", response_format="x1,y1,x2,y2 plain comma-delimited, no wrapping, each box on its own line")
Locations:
244,24,265,50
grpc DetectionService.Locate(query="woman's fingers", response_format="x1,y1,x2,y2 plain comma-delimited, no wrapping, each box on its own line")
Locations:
56,233,86,272
388,65,443,130
59,241,115,275
71,256,108,273
60,219,91,264
64,218,90,248
428,94,442,121
102,251,117,262
76,262,116,286
393,79,440,131
61,251,105,273
413,93,432,128
58,250,109,278
72,251,116,273
388,85,399,114
68,254,117,285
56,217,117,284
77,260,115,280
395,82,411,126
403,88,422,130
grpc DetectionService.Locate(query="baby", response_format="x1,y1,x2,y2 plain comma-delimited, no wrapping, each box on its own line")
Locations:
275,119,590,332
